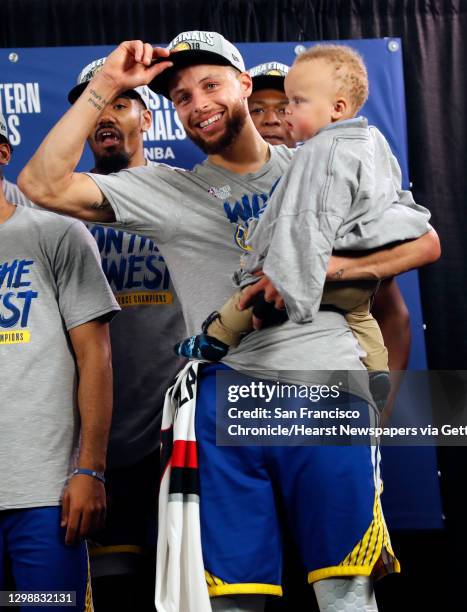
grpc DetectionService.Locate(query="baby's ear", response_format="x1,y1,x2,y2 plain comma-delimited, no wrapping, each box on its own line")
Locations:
332,98,348,120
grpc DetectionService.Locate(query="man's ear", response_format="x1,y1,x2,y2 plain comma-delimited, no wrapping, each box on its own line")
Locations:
332,97,348,120
141,108,152,133
238,71,253,99
0,142,11,166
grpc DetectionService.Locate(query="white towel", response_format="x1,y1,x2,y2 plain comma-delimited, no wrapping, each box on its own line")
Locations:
156,361,212,612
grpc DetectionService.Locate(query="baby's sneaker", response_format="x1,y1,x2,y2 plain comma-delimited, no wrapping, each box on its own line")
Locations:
174,334,229,361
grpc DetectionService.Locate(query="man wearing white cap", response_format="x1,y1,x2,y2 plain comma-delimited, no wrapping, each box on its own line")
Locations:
19,33,440,612
68,57,152,174
247,62,296,148
67,59,185,611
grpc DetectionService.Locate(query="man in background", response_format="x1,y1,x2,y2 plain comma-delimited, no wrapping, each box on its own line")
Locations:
247,62,296,148
67,59,186,612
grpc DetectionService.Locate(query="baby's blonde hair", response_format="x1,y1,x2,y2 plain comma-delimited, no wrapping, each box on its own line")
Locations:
295,44,369,113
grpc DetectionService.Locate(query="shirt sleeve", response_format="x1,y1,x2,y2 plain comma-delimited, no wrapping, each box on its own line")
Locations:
3,179,36,208
248,137,359,324
54,220,120,330
385,130,432,227
333,128,431,250
86,164,183,244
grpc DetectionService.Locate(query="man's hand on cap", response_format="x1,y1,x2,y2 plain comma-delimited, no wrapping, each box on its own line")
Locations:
99,41,173,92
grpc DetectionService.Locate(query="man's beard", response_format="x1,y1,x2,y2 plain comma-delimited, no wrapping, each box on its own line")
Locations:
92,149,131,175
186,103,247,155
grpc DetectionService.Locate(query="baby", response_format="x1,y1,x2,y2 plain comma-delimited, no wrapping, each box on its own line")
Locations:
175,45,431,404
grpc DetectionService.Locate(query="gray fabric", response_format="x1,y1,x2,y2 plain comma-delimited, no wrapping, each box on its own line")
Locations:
85,220,186,467
245,117,431,323
0,206,119,510
86,145,373,400
2,178,34,208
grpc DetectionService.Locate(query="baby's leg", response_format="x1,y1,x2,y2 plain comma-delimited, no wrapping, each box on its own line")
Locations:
344,304,391,410
321,280,377,312
206,287,289,345
206,290,255,347
322,283,390,409
175,285,288,361
322,282,388,371
174,290,254,361
344,302,389,372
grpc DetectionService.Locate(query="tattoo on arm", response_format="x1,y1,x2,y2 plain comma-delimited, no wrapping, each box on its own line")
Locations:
87,88,108,112
332,268,344,280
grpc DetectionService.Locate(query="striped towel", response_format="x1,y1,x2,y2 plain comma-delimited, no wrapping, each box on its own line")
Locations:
156,361,212,612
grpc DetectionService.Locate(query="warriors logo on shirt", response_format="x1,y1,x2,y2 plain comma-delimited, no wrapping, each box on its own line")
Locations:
234,225,252,252
223,180,281,251
223,193,267,250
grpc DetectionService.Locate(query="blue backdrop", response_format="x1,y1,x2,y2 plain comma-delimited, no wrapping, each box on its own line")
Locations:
0,38,443,529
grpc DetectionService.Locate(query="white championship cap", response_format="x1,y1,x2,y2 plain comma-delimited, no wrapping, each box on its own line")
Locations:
67,57,151,109
150,30,245,99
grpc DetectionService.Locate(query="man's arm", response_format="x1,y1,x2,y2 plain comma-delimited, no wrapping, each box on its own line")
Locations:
18,41,171,222
372,278,411,371
326,229,441,281
372,278,412,423
239,230,441,324
61,319,113,545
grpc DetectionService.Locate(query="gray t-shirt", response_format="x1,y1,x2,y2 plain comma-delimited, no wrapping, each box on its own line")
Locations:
87,145,372,398
2,178,34,208
0,206,119,510
246,117,431,322
86,220,186,468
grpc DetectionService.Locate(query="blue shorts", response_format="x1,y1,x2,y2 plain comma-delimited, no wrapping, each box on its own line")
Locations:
196,365,399,598
0,506,91,611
